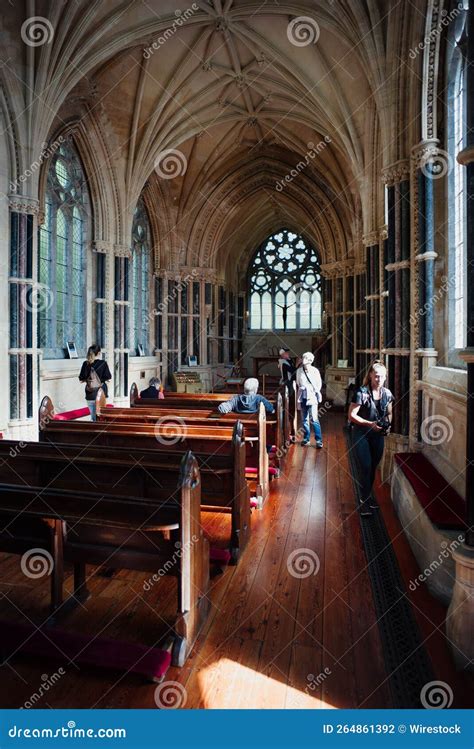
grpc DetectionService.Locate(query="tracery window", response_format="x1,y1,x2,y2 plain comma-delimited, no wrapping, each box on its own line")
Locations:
248,229,322,330
131,197,151,355
38,138,90,358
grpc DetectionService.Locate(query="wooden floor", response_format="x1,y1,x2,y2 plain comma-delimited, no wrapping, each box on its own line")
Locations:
0,413,468,709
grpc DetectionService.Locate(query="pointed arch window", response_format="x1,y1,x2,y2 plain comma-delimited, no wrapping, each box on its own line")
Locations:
248,229,323,330
38,138,90,358
132,197,151,355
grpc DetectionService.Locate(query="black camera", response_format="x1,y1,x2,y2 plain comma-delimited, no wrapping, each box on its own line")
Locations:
376,417,391,436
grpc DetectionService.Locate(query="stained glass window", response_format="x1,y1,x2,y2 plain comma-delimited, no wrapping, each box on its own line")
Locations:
132,197,151,355
248,229,322,330
38,138,90,358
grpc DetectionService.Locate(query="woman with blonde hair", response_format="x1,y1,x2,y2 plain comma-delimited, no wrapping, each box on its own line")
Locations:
348,360,393,516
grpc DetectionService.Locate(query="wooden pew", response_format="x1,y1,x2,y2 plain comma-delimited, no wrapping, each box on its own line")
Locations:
130,382,286,469
99,395,272,491
0,442,209,666
41,393,268,503
39,396,251,559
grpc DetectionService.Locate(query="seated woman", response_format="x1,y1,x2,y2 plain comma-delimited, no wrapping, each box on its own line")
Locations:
218,378,274,414
140,376,164,399
348,360,393,517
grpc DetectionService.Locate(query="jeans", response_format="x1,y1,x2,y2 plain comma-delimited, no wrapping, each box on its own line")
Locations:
87,401,97,421
300,400,322,443
351,426,385,508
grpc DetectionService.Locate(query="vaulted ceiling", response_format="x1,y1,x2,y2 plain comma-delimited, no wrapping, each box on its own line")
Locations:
0,0,427,282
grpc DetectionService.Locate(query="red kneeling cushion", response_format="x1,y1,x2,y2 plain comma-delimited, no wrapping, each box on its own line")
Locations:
53,407,90,420
210,547,231,564
394,452,465,530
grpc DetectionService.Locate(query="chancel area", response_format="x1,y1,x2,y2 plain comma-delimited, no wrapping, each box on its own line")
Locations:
0,0,473,710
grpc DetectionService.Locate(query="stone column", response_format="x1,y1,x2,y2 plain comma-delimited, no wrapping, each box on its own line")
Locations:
446,0,474,671
7,195,40,440
362,231,381,382
410,142,440,448
381,162,411,438
113,245,132,405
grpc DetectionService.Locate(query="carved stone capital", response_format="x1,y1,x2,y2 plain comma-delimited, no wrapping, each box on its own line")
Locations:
92,240,112,254
362,231,379,247
114,244,132,258
320,261,353,279
8,195,40,215
411,139,440,169
381,160,410,185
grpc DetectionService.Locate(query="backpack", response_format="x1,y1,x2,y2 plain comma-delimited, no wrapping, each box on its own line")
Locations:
85,364,102,394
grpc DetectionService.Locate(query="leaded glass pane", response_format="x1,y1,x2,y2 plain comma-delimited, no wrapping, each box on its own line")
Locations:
248,228,322,330
39,139,90,357
131,197,151,354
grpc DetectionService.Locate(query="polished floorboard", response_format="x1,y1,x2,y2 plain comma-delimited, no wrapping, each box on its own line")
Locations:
0,414,468,709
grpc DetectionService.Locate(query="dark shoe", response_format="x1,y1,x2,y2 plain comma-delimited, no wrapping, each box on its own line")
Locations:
301,441,309,447
359,506,372,517
369,502,379,510
316,441,323,449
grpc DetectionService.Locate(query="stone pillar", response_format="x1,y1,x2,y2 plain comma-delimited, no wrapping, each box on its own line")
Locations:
362,231,381,382
113,245,131,405
381,162,411,438
446,0,474,671
7,196,40,440
410,142,440,447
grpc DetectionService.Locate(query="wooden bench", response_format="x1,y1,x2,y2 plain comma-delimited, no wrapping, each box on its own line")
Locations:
39,396,251,560
130,382,287,470
104,393,272,493
0,442,209,666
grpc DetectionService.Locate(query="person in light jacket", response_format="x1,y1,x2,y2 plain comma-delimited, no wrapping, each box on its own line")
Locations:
296,352,323,447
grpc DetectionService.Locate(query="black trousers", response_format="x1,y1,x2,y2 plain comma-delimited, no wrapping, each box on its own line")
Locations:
351,426,385,508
